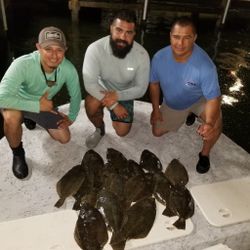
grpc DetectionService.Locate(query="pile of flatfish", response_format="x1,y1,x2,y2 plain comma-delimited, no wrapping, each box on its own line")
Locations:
54,148,195,250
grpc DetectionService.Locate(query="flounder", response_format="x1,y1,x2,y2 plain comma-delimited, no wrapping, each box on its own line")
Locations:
74,202,108,250
54,164,85,208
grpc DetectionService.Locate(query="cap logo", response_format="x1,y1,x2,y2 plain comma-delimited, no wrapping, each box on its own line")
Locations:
45,31,62,41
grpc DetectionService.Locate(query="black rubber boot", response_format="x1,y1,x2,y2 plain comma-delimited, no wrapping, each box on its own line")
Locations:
186,113,197,126
196,152,210,174
23,118,36,130
11,142,29,179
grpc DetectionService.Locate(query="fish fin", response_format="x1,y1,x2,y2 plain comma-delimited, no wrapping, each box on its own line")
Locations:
173,217,186,230
54,198,65,208
162,206,175,217
154,193,166,206
110,231,125,245
74,225,83,249
72,200,81,210
110,236,126,250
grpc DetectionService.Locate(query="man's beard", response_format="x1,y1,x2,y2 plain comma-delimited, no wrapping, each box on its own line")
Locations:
110,37,133,59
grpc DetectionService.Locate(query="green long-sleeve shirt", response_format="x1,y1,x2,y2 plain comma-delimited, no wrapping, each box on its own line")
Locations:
0,51,82,121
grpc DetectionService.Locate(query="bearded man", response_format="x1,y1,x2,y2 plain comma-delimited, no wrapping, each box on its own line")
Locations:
82,9,150,148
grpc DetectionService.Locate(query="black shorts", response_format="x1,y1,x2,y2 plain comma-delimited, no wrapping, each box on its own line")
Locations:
23,109,63,129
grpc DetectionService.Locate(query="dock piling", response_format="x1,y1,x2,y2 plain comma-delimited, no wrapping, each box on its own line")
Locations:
0,0,8,31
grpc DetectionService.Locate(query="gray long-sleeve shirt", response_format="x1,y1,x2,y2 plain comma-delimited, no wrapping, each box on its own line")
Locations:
82,35,150,101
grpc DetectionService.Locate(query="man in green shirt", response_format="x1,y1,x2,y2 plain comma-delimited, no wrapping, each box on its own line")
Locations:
0,26,82,179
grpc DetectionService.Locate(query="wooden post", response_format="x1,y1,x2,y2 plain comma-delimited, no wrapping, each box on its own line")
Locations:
217,0,231,28
142,0,149,21
0,0,8,31
68,0,80,23
221,0,231,25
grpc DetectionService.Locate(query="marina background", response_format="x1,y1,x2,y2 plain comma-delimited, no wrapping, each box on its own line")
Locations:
0,0,249,153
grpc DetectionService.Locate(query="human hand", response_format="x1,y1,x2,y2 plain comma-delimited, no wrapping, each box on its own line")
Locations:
39,92,54,112
197,122,214,141
101,91,118,107
56,112,73,129
150,109,163,125
113,104,128,119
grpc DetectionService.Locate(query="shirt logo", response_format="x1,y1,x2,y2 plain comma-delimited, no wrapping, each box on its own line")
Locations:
185,81,197,87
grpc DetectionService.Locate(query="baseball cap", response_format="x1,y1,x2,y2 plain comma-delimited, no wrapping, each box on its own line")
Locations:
38,26,67,49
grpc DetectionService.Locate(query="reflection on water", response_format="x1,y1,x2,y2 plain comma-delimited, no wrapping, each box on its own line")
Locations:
215,49,250,71
1,10,250,153
215,48,249,107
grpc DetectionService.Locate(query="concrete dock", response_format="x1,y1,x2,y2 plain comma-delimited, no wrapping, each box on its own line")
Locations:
0,101,249,249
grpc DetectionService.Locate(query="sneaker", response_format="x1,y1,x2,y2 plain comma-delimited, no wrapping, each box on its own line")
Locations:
85,128,104,149
23,118,36,130
186,113,197,126
12,153,29,179
196,152,210,174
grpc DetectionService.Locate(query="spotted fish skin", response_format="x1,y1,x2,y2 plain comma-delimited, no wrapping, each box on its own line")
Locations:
165,187,195,230
96,189,124,233
110,197,156,248
54,164,85,208
165,159,189,187
74,202,108,250
55,148,195,247
140,149,163,173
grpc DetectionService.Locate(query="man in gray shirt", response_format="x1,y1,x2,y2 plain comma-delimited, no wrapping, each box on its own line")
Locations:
83,9,150,148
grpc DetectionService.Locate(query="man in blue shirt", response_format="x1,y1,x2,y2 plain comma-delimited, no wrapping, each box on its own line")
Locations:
150,16,222,174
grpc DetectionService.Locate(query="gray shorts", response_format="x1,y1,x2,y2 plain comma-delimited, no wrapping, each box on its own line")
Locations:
156,98,205,132
23,110,63,129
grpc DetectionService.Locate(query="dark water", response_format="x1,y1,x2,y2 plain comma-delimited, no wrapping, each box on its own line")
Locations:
1,2,250,153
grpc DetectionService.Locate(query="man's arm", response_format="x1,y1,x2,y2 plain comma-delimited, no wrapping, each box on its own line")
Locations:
65,65,82,122
82,44,107,101
197,96,222,140
204,97,221,127
0,60,40,113
149,82,161,111
149,82,163,124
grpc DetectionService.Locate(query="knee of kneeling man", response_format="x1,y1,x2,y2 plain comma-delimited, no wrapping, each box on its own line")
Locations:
152,129,164,137
58,137,70,144
116,130,129,137
4,115,22,125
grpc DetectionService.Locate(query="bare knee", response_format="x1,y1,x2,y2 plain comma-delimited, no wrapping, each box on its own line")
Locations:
2,110,22,127
57,136,70,144
48,129,71,144
152,127,168,137
115,130,130,137
85,95,103,116
113,122,131,137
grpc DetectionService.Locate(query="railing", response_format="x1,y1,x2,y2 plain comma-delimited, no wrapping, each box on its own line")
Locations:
68,0,232,27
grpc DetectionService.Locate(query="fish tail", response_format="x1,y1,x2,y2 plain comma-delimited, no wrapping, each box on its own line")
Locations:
173,217,186,230
162,206,175,217
72,200,81,210
110,237,126,250
54,198,65,208
110,231,125,245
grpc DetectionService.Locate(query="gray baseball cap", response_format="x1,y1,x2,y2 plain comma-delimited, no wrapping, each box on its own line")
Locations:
38,26,67,49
